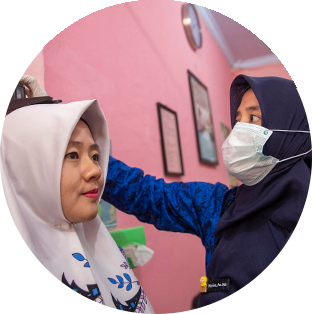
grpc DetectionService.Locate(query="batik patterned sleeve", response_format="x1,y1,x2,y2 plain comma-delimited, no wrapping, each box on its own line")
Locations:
102,157,230,248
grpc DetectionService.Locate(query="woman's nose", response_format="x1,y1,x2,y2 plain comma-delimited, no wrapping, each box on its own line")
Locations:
240,113,250,124
82,158,102,181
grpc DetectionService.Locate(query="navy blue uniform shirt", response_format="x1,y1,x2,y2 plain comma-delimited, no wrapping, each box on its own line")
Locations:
102,75,310,307
103,156,236,267
102,156,298,307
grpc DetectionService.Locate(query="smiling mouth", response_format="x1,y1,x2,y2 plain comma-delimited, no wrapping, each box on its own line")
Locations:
82,189,99,199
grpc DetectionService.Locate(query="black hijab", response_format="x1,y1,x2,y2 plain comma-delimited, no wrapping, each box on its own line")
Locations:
216,75,311,234
199,75,311,307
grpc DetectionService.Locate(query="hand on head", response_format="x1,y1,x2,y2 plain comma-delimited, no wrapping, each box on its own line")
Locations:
9,74,48,97
19,75,48,98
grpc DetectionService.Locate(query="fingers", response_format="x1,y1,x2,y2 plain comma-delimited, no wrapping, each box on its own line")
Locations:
24,86,32,98
9,74,33,86
9,74,48,97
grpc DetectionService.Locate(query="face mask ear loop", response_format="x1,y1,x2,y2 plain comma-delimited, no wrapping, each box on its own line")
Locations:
269,129,311,163
270,129,310,133
278,147,312,163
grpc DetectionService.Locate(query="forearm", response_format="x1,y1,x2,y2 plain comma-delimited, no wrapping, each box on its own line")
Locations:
103,157,229,238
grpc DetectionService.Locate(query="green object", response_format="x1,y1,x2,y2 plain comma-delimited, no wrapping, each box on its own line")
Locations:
110,226,146,246
97,204,101,216
110,226,146,269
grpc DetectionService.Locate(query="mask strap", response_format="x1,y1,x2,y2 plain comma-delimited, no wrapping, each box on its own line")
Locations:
278,148,312,163
270,129,310,133
270,129,312,162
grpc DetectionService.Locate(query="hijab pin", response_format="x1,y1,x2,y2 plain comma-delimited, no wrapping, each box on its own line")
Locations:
200,276,207,293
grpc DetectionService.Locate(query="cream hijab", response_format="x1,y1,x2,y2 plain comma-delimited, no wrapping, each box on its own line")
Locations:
0,100,154,313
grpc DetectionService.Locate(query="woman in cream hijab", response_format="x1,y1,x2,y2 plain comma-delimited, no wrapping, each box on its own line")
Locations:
1,80,154,312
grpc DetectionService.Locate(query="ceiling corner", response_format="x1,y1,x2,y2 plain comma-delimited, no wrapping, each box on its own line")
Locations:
232,45,312,69
192,0,235,66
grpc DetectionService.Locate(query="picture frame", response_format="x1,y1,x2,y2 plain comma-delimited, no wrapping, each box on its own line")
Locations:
157,102,184,176
188,70,218,165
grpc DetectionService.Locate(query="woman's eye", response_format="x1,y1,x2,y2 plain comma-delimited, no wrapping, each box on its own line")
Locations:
65,152,79,159
91,153,100,162
251,115,260,122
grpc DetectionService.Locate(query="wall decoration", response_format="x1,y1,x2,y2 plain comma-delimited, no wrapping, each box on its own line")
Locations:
157,103,184,176
188,70,218,165
220,122,240,188
181,3,202,51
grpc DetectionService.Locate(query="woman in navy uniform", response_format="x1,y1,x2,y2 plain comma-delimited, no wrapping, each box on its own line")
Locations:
102,75,311,306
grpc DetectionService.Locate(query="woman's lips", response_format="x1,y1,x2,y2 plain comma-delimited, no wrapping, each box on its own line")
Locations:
82,189,99,199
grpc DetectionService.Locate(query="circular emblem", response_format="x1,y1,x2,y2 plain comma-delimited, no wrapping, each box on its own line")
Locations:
200,276,207,286
287,275,312,303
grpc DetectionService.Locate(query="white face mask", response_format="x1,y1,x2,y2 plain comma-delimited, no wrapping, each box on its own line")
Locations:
221,122,311,186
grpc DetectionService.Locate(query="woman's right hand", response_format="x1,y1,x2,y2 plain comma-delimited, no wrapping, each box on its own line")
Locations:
19,75,48,98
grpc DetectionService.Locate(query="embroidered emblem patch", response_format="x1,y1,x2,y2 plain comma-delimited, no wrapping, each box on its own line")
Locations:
287,275,312,303
200,276,208,293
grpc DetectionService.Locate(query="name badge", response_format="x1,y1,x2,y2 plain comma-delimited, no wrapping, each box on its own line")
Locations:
200,277,230,293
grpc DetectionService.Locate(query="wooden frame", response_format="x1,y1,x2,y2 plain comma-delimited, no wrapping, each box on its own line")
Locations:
157,103,184,176
188,70,218,165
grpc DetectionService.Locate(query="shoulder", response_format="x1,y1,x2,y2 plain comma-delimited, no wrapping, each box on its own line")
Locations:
221,187,238,213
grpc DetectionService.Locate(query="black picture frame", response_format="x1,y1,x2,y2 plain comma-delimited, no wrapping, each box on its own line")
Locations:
157,103,184,176
187,70,218,165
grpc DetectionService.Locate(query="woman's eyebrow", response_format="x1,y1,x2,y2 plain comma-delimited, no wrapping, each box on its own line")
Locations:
67,141,100,152
246,105,261,111
236,105,260,117
236,105,261,118
90,143,100,152
68,141,82,147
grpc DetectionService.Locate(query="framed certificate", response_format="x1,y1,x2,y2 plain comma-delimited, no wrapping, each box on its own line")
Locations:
188,70,218,165
157,103,184,176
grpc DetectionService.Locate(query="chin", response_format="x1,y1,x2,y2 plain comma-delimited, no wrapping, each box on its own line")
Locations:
65,202,99,223
84,206,99,222
89,210,99,221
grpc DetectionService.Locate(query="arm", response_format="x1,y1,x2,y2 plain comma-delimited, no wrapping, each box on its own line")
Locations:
102,157,229,243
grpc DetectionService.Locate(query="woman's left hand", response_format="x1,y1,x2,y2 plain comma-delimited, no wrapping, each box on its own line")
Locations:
19,75,48,98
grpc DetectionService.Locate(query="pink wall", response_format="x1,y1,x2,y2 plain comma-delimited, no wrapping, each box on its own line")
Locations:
4,0,312,314
42,2,233,312
0,0,44,87
232,61,292,80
